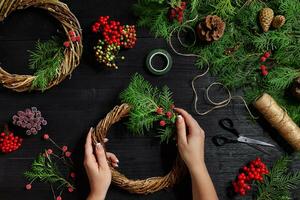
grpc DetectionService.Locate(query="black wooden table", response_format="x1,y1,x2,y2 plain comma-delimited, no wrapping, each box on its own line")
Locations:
0,0,299,200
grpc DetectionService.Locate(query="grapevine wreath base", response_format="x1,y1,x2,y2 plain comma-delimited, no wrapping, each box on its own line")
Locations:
0,0,83,92
92,103,186,194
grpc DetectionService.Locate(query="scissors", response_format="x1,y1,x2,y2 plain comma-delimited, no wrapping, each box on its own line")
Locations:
212,118,275,155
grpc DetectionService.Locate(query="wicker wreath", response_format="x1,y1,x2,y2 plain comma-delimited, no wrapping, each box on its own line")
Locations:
0,0,83,92
92,103,186,194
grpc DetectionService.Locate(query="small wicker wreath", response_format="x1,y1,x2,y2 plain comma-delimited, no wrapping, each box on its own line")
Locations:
0,0,83,92
92,103,186,194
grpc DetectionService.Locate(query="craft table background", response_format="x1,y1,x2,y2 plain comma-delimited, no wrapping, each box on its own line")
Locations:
0,0,299,200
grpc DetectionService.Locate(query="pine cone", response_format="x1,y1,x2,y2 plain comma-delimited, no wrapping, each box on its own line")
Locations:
291,77,300,101
272,15,286,29
196,15,225,42
259,8,274,32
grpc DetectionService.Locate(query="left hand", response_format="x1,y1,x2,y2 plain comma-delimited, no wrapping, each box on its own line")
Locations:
84,128,119,200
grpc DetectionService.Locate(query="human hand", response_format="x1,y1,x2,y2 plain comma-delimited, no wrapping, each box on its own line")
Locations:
84,128,119,200
174,108,205,174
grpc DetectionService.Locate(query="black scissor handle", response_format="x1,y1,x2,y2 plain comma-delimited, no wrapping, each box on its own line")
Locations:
212,135,238,146
219,118,240,137
219,118,234,129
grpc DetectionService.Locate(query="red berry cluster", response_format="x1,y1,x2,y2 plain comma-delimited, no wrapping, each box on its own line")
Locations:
0,125,23,153
232,157,269,196
63,30,81,48
92,16,137,69
92,16,123,46
156,104,176,127
259,51,271,76
168,2,187,23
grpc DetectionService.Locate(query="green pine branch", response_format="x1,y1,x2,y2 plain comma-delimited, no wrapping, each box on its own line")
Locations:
255,156,300,200
29,37,64,91
133,0,300,124
24,154,74,189
120,74,176,142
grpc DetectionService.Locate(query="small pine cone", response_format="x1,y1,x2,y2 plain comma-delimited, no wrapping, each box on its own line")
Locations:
196,15,225,42
259,8,274,32
272,15,286,29
291,77,300,101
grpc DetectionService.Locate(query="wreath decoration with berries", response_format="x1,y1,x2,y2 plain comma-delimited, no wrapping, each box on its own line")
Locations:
0,0,83,92
91,74,186,194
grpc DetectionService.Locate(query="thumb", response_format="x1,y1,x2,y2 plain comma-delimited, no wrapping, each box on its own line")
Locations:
95,143,109,168
176,115,187,145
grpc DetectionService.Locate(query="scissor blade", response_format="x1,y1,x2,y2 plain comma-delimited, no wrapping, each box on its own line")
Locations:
237,136,275,147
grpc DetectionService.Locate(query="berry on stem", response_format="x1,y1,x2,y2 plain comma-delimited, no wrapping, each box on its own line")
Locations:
264,51,271,58
65,151,72,158
25,184,32,190
159,120,166,127
43,134,49,140
260,56,267,62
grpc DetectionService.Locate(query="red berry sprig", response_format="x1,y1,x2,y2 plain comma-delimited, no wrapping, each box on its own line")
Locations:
25,133,75,199
63,30,81,48
92,16,137,69
232,157,269,196
0,125,23,153
156,104,176,127
168,2,187,23
259,51,271,76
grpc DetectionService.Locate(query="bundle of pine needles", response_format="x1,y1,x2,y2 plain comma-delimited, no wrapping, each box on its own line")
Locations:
133,0,300,124
120,74,176,142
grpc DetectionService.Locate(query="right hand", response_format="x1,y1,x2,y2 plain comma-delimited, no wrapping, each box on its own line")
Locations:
174,108,206,173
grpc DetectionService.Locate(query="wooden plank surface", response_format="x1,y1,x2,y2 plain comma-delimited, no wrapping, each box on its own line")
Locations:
0,0,299,199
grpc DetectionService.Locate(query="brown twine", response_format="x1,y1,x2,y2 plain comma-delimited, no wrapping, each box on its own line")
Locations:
253,93,300,151
0,0,83,92
168,17,257,119
92,104,186,194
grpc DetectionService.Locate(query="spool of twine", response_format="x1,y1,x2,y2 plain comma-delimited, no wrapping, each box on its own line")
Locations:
253,93,300,151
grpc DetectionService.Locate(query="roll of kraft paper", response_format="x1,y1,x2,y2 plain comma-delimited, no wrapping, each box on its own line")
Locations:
253,93,300,151
146,49,173,76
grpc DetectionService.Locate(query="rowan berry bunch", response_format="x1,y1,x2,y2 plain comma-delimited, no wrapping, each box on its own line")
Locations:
168,1,187,23
259,51,271,76
24,133,75,200
156,104,176,128
12,107,47,135
232,157,269,196
92,16,137,69
0,125,23,153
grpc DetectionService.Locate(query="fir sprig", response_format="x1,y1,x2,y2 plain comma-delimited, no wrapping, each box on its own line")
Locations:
133,0,300,124
120,74,175,142
255,156,300,200
29,37,64,90
24,154,73,189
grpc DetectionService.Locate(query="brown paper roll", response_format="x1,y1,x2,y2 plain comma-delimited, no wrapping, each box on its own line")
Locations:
253,93,300,151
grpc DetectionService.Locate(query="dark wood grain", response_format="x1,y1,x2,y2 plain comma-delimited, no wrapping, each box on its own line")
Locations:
0,0,299,200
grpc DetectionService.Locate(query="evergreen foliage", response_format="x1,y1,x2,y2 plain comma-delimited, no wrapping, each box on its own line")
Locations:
255,155,300,200
120,74,176,142
133,0,300,124
29,37,64,90
24,154,73,189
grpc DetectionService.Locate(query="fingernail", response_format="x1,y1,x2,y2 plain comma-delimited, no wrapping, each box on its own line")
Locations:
115,164,119,167
116,159,119,163
104,138,109,143
90,127,94,132
96,143,102,149
177,115,183,121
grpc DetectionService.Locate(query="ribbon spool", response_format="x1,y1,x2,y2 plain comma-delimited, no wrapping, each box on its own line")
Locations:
146,49,173,76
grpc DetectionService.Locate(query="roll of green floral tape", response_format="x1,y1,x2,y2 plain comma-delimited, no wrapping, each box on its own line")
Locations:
146,49,173,75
